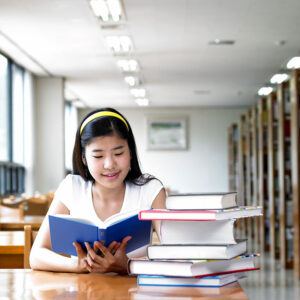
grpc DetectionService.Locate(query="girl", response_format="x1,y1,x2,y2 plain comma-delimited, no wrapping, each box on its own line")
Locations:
30,108,166,273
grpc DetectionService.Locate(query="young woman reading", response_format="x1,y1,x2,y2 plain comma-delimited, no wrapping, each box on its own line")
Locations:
30,108,166,273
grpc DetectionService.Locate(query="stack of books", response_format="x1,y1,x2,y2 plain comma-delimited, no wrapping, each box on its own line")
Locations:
128,192,262,289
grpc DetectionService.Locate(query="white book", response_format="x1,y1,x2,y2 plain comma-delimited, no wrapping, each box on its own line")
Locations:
159,219,240,245
166,192,237,210
128,254,259,277
139,206,262,221
137,272,247,287
147,240,247,260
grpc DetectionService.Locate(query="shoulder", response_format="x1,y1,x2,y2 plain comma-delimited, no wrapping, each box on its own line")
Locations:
55,174,91,197
57,174,86,188
125,176,164,209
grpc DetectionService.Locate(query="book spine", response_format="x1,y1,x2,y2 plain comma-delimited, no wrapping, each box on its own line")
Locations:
97,228,106,244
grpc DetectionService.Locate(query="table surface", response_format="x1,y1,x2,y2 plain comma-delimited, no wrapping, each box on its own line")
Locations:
0,215,44,230
0,269,249,299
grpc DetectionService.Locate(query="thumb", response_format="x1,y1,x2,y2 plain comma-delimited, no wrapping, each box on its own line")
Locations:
73,242,86,257
119,236,132,251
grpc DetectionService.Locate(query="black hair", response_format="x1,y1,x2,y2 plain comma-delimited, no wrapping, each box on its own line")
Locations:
72,107,154,185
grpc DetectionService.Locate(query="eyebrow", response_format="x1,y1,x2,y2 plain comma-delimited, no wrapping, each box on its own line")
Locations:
91,145,125,152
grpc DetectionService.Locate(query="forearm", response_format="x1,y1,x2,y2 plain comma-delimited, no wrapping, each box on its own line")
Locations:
30,247,84,273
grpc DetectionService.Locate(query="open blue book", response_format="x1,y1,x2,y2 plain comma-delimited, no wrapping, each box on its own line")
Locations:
49,210,152,257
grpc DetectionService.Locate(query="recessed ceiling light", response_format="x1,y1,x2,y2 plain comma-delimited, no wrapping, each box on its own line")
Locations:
105,35,133,54
124,76,139,86
258,87,273,96
208,39,235,45
287,57,300,69
270,73,289,84
90,0,123,22
130,88,146,98
117,59,139,72
135,98,149,106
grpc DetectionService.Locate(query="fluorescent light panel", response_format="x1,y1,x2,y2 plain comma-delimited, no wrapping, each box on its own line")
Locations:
106,35,132,53
270,73,289,84
130,88,146,98
117,59,139,72
135,98,149,106
258,87,273,96
287,57,300,69
90,0,123,22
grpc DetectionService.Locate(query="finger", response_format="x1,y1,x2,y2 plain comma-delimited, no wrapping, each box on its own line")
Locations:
119,236,132,252
107,241,117,253
94,241,112,258
85,242,98,261
73,242,86,257
111,242,120,255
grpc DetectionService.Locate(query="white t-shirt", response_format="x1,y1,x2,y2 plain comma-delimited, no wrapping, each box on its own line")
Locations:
53,174,163,227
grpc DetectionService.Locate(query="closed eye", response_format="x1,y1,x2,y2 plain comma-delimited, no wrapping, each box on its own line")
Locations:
93,156,103,159
115,152,124,156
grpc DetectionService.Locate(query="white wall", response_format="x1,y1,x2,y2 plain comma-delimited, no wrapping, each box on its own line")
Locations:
79,107,247,193
34,77,65,193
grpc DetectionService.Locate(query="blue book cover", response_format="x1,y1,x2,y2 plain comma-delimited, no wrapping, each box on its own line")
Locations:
49,211,152,257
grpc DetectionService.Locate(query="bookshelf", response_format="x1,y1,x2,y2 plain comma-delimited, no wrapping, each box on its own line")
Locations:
238,115,248,235
257,98,268,252
277,80,293,268
250,106,260,248
290,69,300,278
246,110,253,244
228,124,238,192
267,92,279,260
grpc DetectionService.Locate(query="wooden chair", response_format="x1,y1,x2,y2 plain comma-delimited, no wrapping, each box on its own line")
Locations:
24,225,38,269
19,197,50,218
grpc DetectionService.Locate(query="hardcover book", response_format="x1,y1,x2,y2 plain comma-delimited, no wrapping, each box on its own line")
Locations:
166,192,237,210
147,239,247,260
159,219,241,245
137,272,247,287
139,206,262,221
128,254,260,278
49,210,152,257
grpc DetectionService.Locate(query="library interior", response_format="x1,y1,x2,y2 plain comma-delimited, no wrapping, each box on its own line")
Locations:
0,1,300,299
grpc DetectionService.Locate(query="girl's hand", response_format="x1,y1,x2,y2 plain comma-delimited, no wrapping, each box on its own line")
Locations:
73,242,89,273
84,236,132,274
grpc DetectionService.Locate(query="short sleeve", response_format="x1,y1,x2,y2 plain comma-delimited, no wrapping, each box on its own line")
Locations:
142,179,164,208
52,174,74,210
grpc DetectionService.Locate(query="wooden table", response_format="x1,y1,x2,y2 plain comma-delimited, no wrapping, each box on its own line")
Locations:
0,269,249,299
0,216,44,231
0,231,24,268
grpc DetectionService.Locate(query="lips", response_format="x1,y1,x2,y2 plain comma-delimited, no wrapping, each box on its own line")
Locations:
102,171,120,180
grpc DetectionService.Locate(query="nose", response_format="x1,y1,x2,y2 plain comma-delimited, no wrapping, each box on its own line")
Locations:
103,155,115,169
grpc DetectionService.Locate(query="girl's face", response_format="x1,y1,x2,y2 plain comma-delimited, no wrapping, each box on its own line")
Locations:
83,133,131,190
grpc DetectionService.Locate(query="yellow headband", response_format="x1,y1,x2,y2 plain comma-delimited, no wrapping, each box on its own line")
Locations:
80,111,129,135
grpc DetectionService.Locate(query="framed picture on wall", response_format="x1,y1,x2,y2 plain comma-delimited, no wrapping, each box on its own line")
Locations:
147,116,188,150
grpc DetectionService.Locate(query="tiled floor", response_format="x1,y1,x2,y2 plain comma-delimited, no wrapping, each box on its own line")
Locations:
240,252,300,299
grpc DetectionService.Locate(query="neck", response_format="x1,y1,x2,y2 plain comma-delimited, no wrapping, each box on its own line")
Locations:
93,182,126,204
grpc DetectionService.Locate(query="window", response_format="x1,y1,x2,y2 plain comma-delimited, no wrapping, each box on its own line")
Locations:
0,52,26,196
12,64,24,164
0,54,9,161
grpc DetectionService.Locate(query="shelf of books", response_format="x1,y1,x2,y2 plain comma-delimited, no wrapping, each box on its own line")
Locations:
290,69,300,278
267,91,280,260
238,115,248,235
277,79,293,268
250,106,260,250
245,110,254,247
228,123,238,192
257,98,269,252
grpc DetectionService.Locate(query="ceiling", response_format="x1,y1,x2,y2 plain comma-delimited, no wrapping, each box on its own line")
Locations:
0,0,300,108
